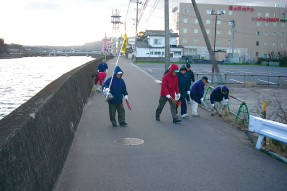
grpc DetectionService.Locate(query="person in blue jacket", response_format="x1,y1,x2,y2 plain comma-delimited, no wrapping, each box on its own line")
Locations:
97,59,108,73
190,76,208,117
103,66,128,127
177,65,190,118
210,86,229,117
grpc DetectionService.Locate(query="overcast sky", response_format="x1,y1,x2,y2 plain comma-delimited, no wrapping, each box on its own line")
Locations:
1,0,286,46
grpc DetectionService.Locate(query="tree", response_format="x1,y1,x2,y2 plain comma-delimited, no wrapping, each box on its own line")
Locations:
0,38,4,45
0,38,5,54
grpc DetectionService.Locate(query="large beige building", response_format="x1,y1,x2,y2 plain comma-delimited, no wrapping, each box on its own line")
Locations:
172,3,287,62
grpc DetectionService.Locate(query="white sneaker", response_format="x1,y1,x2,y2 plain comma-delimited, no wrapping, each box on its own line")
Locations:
181,114,189,118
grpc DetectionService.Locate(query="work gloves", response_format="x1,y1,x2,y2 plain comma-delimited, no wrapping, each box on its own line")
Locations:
124,95,128,100
187,91,190,95
200,98,204,103
223,99,229,105
175,93,181,101
211,104,215,108
166,94,171,99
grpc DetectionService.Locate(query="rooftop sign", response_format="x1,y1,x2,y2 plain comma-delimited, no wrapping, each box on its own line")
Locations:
229,6,255,12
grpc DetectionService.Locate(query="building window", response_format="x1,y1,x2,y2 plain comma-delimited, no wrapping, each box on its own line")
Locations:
228,11,233,15
150,51,153,55
282,13,286,18
206,29,210,34
273,23,277,27
282,32,285,37
280,43,284,47
282,23,286,27
256,31,260,36
216,30,221,35
194,29,199,34
154,38,162,45
174,51,182,56
217,19,221,24
256,52,259,57
272,32,276,37
257,12,261,16
228,30,232,35
264,42,268,47
257,22,261,27
194,19,198,24
206,19,210,24
183,8,188,14
155,51,161,55
162,52,164,55
265,23,269,27
216,40,221,46
193,38,199,45
228,40,232,45
264,31,268,36
183,18,188,23
256,41,259,46
272,43,276,47
266,13,269,17
183,28,188,33
182,39,187,44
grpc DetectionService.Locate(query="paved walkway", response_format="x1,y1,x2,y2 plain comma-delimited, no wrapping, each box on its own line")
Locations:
55,58,287,191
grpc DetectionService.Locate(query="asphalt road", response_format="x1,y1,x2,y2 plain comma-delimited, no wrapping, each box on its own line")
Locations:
135,63,287,86
55,58,287,191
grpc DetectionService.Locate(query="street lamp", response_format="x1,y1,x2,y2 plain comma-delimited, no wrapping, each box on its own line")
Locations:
210,9,224,83
210,9,225,52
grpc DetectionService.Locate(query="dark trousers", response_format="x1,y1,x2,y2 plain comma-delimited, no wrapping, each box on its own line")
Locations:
109,103,125,124
180,96,187,115
156,96,177,119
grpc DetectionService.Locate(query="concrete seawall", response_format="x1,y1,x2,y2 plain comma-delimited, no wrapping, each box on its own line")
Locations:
0,57,112,191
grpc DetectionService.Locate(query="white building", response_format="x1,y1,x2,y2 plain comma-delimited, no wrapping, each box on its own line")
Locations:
136,30,183,61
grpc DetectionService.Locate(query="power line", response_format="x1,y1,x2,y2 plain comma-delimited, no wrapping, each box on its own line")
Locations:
145,0,161,24
124,0,132,31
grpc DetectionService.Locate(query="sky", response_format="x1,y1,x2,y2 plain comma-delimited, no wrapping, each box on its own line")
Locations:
0,0,286,46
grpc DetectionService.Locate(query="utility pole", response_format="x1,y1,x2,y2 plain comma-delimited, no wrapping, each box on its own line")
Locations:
164,0,170,70
230,20,236,58
134,0,139,62
210,9,224,83
190,0,222,83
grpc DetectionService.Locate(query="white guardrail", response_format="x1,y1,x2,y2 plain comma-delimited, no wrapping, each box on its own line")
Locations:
248,115,287,150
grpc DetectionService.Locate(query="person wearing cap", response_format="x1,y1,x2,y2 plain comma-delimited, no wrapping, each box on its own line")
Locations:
96,60,108,92
190,76,208,117
186,63,195,104
97,59,108,73
210,86,229,117
177,65,190,118
103,66,128,127
156,64,181,124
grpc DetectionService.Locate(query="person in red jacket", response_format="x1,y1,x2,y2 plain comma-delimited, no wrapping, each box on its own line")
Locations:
156,64,181,123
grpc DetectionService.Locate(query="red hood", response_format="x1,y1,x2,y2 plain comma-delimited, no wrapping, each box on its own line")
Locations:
168,64,179,76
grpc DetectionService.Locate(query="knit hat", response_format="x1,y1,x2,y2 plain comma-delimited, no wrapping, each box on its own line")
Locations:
186,63,191,68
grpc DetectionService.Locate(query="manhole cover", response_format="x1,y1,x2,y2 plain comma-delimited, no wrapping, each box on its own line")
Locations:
114,138,144,145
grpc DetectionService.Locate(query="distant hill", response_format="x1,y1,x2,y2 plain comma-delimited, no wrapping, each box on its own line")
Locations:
23,41,102,51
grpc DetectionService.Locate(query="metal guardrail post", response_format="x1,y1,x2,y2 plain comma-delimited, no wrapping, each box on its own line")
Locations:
203,86,214,101
235,102,250,124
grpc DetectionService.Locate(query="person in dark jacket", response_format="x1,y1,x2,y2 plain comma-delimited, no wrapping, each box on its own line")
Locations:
177,65,190,118
186,63,195,104
156,64,181,123
103,66,128,127
210,86,229,117
97,60,108,73
190,76,208,117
